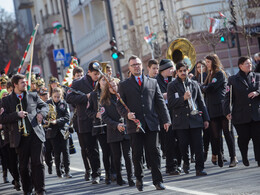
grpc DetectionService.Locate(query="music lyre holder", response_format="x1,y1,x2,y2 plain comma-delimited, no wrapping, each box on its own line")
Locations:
93,62,145,133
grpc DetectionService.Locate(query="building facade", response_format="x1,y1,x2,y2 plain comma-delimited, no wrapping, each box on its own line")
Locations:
110,0,260,77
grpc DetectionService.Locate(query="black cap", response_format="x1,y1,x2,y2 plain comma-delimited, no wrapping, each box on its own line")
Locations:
159,59,174,71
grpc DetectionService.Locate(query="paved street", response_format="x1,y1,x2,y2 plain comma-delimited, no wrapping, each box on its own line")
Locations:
0,133,259,195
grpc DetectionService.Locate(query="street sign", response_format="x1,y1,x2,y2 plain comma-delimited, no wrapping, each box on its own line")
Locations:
53,48,65,62
32,65,42,75
64,53,71,67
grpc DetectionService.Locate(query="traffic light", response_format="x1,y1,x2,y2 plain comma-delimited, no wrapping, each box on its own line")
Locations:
220,36,225,42
109,37,124,60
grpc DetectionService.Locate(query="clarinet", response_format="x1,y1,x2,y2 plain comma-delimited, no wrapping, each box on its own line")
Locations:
93,90,107,133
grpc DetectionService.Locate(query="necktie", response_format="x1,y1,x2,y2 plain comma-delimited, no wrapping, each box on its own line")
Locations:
138,77,142,86
92,81,95,88
164,79,168,83
18,95,22,100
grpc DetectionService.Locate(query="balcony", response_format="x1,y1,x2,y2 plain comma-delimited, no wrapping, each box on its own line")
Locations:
18,0,34,10
42,14,62,34
75,20,108,57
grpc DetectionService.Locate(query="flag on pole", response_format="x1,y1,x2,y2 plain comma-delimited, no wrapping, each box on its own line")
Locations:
218,12,226,18
62,57,79,87
18,24,39,74
52,21,62,35
209,18,220,33
4,60,11,74
144,32,157,43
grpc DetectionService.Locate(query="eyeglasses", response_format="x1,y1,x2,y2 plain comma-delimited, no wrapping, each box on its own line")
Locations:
130,63,142,67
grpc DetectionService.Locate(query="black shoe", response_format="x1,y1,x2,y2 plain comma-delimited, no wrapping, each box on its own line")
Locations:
212,155,217,165
65,172,72,178
169,169,181,175
229,157,238,167
85,171,91,181
3,176,9,183
154,182,165,190
242,158,249,166
117,178,126,186
92,176,100,184
196,170,207,176
218,154,223,167
204,151,208,162
13,180,21,191
128,179,135,187
183,163,190,174
136,179,143,191
257,161,260,167
48,166,52,174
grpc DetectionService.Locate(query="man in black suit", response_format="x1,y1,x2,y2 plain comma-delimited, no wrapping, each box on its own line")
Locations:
117,55,171,191
168,62,210,176
0,74,48,195
66,62,101,184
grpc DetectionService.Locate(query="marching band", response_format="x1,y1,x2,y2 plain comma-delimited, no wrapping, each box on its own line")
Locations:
0,43,260,194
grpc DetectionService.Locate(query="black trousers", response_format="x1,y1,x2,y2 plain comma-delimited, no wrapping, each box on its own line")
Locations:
234,120,260,162
77,132,100,178
210,116,236,158
176,128,204,171
44,138,53,168
165,128,181,171
130,131,162,185
7,146,20,182
202,128,210,153
97,134,113,173
50,132,70,174
110,139,133,180
77,132,91,173
16,134,45,193
0,144,9,174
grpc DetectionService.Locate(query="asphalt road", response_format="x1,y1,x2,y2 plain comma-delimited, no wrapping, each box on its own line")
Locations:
0,133,259,195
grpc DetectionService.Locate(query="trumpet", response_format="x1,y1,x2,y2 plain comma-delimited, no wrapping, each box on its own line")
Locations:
16,100,29,136
183,81,199,115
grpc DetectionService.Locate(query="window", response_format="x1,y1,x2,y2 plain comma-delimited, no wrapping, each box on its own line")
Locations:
45,4,48,16
55,0,60,14
248,0,260,8
50,0,54,14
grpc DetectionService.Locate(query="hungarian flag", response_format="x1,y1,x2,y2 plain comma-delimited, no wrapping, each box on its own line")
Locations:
144,32,157,43
17,24,39,90
62,57,79,87
209,18,220,34
52,21,62,35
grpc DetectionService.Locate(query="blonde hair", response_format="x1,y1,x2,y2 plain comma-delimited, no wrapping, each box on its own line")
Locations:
100,78,119,106
52,87,63,99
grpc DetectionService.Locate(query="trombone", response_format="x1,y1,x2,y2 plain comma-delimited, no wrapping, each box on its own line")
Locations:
183,81,199,115
16,100,29,136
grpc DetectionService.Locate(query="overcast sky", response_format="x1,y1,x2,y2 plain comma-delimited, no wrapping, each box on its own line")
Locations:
0,0,14,13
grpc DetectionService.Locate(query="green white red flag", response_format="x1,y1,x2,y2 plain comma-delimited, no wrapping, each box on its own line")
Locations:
62,57,79,87
52,21,62,34
17,24,39,90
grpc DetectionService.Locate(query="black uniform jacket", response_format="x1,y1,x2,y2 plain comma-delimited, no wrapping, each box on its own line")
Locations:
168,77,210,130
102,94,129,143
45,99,70,139
0,91,48,148
223,70,260,125
117,74,171,134
156,74,172,95
86,90,106,136
66,75,94,133
201,70,227,118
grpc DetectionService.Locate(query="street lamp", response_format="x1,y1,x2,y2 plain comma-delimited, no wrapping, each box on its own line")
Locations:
159,0,169,47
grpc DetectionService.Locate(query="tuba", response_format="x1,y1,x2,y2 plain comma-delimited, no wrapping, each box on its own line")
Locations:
166,38,196,72
43,104,57,128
